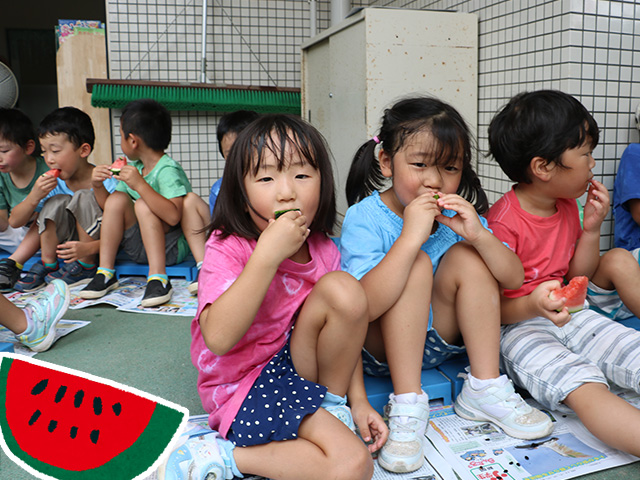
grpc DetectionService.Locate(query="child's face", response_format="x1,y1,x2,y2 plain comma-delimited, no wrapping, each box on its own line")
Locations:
550,141,595,197
39,133,88,180
0,137,29,174
381,132,463,207
243,141,321,232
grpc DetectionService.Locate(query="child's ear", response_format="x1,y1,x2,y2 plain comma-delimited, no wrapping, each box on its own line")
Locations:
379,149,393,178
24,139,36,156
529,156,554,181
79,143,92,158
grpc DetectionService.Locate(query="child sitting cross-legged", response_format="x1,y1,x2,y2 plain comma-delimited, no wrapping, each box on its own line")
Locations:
80,99,192,307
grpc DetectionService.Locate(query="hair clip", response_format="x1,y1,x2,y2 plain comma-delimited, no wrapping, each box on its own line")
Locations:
372,136,380,144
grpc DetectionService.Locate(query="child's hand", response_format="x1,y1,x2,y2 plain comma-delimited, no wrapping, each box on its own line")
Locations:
351,402,389,453
31,172,58,200
91,165,113,188
256,210,309,265
582,179,609,234
56,241,90,263
434,193,484,242
531,280,572,327
114,165,144,191
401,191,441,245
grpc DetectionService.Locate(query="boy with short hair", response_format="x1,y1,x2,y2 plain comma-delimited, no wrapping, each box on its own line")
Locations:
181,109,259,295
12,106,116,292
81,99,192,307
487,89,640,456
0,108,50,290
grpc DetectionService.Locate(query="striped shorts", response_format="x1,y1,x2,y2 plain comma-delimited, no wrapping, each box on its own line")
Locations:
500,308,640,413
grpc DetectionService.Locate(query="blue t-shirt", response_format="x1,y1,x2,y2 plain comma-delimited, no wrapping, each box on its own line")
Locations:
339,190,491,281
209,177,222,217
613,143,640,251
39,174,117,210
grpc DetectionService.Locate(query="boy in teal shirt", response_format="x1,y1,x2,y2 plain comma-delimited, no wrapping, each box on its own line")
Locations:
81,99,192,307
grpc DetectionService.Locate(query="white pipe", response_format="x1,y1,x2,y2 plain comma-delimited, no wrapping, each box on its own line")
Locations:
309,0,317,37
331,0,350,26
200,0,208,83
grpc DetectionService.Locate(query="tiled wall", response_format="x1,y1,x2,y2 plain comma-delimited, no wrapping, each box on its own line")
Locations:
105,0,639,249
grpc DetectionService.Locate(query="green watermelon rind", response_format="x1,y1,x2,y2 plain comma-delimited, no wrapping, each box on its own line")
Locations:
0,356,187,480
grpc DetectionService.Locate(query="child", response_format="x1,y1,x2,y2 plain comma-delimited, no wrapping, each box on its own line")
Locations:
613,143,640,255
0,108,49,291
80,99,192,307
487,89,640,456
13,107,116,292
0,279,70,352
181,109,260,295
340,96,553,473
166,114,387,480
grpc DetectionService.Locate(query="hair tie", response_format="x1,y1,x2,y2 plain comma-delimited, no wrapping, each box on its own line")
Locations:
372,136,380,144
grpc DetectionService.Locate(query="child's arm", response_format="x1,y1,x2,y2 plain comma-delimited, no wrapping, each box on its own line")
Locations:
116,165,183,226
199,211,310,355
91,165,113,209
500,280,572,326
436,193,524,289
568,179,609,279
0,209,8,232
8,174,58,228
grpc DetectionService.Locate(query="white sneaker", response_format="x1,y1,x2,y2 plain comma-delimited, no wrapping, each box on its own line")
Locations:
454,376,553,440
377,393,430,473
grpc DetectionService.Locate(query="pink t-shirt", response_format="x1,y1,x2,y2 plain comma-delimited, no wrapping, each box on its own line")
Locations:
486,187,582,298
190,231,340,437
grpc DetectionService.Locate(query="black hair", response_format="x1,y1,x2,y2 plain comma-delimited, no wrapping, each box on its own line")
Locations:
346,96,488,213
488,90,600,184
120,99,171,151
209,114,336,239
37,106,95,149
216,110,261,156
0,108,37,150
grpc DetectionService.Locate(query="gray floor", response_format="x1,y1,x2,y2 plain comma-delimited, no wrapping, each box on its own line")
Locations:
1,302,638,479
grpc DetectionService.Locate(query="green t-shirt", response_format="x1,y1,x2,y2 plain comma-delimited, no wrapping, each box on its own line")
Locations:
115,154,193,262
0,156,49,213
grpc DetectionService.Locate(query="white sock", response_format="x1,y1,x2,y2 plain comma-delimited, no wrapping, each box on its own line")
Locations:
468,373,508,391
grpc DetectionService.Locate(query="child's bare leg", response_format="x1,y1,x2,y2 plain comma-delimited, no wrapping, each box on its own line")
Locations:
370,250,431,395
9,223,40,265
431,242,500,379
75,225,97,265
290,271,368,394
564,383,640,456
234,408,373,480
592,248,640,316
99,192,136,269
135,198,169,275
0,295,27,333
39,220,59,265
181,192,209,264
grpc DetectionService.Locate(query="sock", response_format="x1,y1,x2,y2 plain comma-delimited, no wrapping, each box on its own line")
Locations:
214,433,243,478
44,260,58,270
18,309,34,336
97,267,115,280
14,261,23,270
468,373,507,390
78,260,96,269
321,391,347,408
148,274,168,286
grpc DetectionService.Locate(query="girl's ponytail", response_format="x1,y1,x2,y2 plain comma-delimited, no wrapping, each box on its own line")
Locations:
346,138,385,206
458,166,489,215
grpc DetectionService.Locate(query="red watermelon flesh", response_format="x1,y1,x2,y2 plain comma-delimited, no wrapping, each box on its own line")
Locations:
43,169,61,178
110,157,127,174
0,354,188,479
549,276,588,313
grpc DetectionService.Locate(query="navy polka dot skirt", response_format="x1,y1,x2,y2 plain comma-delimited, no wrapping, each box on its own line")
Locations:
227,339,327,447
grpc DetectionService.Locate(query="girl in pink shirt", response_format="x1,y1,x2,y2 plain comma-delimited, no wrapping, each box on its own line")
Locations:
161,114,387,480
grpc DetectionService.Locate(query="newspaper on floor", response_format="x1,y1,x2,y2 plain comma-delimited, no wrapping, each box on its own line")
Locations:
0,319,90,357
425,395,639,480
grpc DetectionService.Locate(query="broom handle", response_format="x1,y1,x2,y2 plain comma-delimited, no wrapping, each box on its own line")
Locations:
200,0,208,83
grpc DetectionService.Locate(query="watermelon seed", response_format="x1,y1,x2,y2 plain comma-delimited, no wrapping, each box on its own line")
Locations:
55,385,67,403
74,389,84,408
90,429,100,444
70,426,78,439
28,410,41,426
112,402,122,416
48,420,57,433
31,379,48,395
93,396,102,415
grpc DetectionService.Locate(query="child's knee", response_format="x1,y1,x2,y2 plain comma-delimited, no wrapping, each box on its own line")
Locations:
601,247,636,272
326,442,373,480
319,271,368,320
105,191,131,210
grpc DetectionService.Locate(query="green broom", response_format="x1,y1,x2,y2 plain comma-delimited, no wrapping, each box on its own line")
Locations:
86,79,301,114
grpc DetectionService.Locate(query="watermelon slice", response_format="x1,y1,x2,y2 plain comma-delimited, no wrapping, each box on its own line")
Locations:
549,276,588,313
0,354,188,480
274,208,301,219
42,169,61,178
110,157,127,175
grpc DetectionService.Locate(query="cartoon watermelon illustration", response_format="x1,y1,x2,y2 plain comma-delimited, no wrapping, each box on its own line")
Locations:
110,157,127,175
42,169,61,178
549,276,588,313
0,354,188,480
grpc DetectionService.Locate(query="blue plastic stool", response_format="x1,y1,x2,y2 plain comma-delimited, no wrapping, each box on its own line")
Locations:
114,253,198,281
436,354,470,400
364,368,453,415
0,342,14,353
